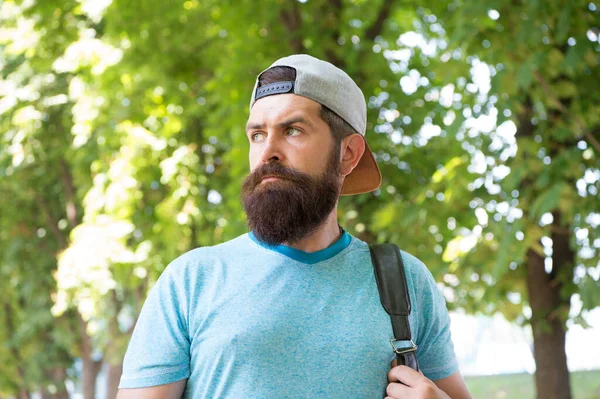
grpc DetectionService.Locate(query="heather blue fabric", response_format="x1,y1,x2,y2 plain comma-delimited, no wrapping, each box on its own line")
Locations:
119,232,458,398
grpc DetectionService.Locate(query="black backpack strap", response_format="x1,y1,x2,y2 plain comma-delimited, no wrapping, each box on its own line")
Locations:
369,243,419,371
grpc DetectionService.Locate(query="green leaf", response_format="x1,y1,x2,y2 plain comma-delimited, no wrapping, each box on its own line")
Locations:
530,182,566,218
516,61,534,90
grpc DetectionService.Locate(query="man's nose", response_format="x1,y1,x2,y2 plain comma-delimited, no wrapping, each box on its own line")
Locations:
260,134,284,164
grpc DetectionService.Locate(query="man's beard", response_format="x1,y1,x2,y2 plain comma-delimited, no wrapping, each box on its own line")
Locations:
241,148,342,246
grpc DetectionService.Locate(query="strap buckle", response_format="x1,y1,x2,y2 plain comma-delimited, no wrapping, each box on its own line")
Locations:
390,339,418,355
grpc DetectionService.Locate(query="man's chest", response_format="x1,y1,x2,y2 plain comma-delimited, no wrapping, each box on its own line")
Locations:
180,259,414,398
188,266,395,367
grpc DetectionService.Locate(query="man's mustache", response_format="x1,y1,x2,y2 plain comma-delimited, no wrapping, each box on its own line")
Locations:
246,163,312,188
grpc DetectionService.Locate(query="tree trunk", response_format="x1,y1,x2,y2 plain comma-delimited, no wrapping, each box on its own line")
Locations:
79,314,101,399
50,366,70,399
104,291,125,399
106,362,123,399
516,93,574,399
525,214,573,399
40,366,70,399
18,389,31,399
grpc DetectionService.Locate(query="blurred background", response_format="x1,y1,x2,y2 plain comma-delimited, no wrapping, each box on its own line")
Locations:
0,0,599,398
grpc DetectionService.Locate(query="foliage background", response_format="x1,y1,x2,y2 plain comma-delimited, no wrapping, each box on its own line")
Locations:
0,0,598,398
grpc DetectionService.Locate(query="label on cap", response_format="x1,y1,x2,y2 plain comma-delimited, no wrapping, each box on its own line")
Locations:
255,81,294,100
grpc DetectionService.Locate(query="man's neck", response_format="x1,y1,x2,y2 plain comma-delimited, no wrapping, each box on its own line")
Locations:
284,210,342,253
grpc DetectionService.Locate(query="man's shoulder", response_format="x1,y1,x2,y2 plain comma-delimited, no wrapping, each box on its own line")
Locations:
348,237,434,293
184,233,252,258
345,236,431,277
163,233,254,275
398,250,431,278
397,250,442,301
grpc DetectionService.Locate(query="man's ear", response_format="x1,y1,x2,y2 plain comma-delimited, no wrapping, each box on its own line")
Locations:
340,133,365,177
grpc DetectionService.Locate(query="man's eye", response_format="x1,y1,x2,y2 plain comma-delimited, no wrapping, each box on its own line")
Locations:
251,132,265,142
287,127,301,136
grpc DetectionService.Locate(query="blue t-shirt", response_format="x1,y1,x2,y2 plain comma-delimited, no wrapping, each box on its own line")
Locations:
119,232,458,398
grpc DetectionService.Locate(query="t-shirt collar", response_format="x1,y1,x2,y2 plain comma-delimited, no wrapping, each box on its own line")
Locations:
248,229,352,264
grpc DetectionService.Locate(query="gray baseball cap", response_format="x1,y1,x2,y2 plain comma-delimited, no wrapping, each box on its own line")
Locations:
249,54,382,196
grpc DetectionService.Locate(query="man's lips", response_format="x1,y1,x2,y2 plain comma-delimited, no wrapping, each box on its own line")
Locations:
261,176,282,183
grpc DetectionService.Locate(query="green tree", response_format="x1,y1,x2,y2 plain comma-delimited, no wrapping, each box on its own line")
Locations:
424,3,599,398
1,0,97,396
1,1,598,398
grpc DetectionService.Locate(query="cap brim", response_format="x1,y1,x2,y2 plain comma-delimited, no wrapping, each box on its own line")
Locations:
341,140,381,195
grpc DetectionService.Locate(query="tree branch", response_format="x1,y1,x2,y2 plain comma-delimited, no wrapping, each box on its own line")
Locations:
323,0,344,67
550,225,571,236
585,130,600,153
351,1,395,87
515,97,535,139
279,1,304,53
364,0,393,42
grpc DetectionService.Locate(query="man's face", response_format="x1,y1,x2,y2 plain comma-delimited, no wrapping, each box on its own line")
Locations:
242,94,342,245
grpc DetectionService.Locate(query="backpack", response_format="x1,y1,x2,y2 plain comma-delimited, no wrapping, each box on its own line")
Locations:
369,243,419,371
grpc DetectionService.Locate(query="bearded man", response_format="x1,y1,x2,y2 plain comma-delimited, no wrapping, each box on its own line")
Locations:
117,54,472,399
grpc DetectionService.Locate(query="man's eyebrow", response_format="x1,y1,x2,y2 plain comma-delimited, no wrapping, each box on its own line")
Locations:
245,117,315,132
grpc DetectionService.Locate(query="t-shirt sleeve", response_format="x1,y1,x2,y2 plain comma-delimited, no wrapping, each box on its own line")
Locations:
119,261,191,388
407,254,458,381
